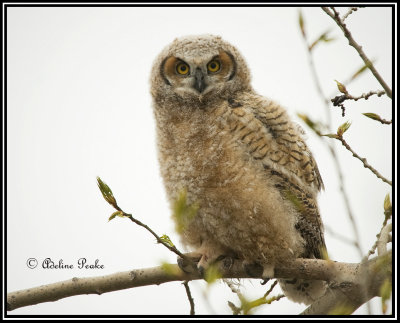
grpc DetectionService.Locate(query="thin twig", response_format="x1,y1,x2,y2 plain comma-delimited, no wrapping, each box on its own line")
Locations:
227,279,284,314
374,118,391,125
331,90,387,117
299,13,364,259
322,7,392,99
96,177,192,263
332,90,386,106
263,280,278,298
183,281,195,315
325,226,359,248
121,211,188,260
336,136,392,186
342,7,361,21
326,146,363,257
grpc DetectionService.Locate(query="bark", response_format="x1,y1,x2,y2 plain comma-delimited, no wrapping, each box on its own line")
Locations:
7,251,391,314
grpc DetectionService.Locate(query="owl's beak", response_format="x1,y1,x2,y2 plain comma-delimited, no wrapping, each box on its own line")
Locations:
193,68,206,93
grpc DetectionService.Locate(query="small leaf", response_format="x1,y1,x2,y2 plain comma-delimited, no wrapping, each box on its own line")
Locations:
297,113,323,136
309,30,335,51
172,188,199,234
160,262,181,276
97,176,117,207
334,80,348,94
320,246,330,261
337,121,351,136
283,189,306,214
363,112,382,121
159,234,175,248
108,211,124,221
350,60,375,81
298,10,306,37
328,304,355,315
204,264,222,284
383,193,392,218
379,279,392,314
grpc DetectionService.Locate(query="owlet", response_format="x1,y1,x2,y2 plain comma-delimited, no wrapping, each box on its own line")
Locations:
150,34,327,305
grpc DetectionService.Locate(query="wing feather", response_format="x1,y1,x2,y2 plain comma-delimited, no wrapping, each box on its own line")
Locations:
226,94,326,259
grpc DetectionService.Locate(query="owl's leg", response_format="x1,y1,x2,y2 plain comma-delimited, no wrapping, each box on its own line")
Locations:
194,242,237,277
177,251,202,274
177,243,237,276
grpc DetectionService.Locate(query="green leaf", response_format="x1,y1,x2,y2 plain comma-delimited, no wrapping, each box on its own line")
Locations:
204,263,222,284
172,188,199,234
296,113,323,136
159,234,175,248
328,304,355,315
298,9,305,37
350,60,375,81
363,112,381,121
282,189,306,214
337,121,351,136
379,279,392,314
334,80,348,94
309,30,335,51
160,262,181,276
97,176,118,208
108,211,124,221
383,193,392,218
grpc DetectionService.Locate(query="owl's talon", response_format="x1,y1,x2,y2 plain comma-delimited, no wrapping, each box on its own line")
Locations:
177,252,202,274
260,278,270,285
197,265,205,278
177,257,193,274
221,256,235,270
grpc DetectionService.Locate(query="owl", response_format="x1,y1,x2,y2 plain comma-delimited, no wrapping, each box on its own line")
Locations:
150,34,327,305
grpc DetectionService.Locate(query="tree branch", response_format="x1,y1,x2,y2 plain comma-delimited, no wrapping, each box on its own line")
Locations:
298,10,363,258
336,136,392,186
322,7,392,99
342,7,361,21
301,251,391,315
331,90,387,117
182,281,195,315
7,252,392,314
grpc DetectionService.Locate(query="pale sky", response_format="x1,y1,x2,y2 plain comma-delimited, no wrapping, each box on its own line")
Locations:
6,5,393,315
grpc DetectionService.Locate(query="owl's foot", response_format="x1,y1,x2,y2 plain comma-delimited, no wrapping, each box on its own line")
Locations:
243,261,274,282
177,251,202,274
182,244,237,278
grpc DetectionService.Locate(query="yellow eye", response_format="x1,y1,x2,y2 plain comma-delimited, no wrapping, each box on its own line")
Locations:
207,60,221,73
176,62,190,75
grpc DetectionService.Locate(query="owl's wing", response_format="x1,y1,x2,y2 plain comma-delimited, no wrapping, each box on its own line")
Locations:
227,96,326,259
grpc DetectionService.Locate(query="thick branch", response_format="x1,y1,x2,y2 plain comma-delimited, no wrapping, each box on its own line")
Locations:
301,251,391,315
7,252,391,313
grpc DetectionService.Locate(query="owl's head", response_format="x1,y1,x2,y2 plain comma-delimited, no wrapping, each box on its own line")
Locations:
150,34,252,106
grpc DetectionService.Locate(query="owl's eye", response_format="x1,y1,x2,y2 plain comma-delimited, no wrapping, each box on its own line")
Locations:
207,60,221,73
176,62,190,75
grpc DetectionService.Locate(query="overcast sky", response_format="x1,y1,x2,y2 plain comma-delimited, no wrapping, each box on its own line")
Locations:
6,5,393,315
